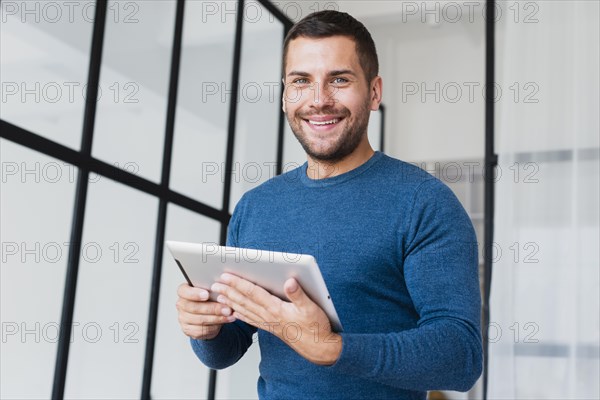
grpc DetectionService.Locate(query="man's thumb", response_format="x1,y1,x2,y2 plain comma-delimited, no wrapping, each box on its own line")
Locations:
284,278,309,306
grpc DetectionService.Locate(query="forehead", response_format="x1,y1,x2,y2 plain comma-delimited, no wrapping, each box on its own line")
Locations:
286,36,360,74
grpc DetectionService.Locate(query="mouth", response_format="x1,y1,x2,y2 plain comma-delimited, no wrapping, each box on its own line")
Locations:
302,116,344,131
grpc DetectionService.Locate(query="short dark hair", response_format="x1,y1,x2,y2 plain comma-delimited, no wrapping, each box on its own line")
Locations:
282,10,379,84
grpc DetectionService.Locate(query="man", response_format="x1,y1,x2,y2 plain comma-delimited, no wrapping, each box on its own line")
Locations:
176,10,482,399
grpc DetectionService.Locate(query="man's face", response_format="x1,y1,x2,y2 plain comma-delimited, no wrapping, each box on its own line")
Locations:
282,36,381,162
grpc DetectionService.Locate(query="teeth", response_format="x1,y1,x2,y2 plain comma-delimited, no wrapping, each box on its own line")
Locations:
309,119,339,126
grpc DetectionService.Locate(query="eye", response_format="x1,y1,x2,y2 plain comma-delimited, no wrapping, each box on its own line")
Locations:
332,77,349,85
292,78,309,85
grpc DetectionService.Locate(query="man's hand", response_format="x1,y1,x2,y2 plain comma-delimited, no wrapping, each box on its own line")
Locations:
211,273,342,365
176,283,237,340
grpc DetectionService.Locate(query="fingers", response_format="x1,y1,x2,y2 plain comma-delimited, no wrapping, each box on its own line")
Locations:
177,282,238,340
176,298,235,340
177,282,209,301
177,298,233,317
230,306,265,329
180,322,222,340
178,310,235,326
176,281,236,325
214,273,279,314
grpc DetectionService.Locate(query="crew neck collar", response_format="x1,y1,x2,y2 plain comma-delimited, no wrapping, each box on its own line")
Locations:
299,151,384,188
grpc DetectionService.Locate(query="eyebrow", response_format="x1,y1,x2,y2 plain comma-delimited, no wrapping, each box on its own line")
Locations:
287,71,310,77
329,69,357,77
286,69,357,78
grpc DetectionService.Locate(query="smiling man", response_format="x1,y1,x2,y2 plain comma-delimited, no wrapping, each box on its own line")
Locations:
176,10,483,400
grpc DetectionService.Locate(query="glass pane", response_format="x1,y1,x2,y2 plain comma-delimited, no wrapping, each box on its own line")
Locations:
470,170,484,216
371,13,485,163
0,2,93,149
91,1,176,183
170,1,236,210
151,203,220,399
0,139,76,398
64,179,158,399
230,2,284,214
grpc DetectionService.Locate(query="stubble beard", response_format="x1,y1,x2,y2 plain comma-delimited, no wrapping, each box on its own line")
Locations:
286,100,372,163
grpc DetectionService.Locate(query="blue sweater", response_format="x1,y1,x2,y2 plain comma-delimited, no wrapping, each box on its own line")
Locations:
192,151,483,399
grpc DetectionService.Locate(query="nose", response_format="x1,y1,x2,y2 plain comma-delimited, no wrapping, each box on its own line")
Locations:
311,80,336,108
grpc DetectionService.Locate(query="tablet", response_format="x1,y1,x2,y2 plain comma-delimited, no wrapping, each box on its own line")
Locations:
165,241,343,332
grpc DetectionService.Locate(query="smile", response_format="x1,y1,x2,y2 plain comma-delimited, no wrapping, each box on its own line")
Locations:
303,116,344,131
308,118,339,125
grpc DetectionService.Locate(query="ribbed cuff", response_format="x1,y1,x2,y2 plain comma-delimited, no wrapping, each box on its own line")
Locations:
190,324,236,370
323,333,379,378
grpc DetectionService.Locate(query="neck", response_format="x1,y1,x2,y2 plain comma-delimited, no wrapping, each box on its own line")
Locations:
306,139,375,180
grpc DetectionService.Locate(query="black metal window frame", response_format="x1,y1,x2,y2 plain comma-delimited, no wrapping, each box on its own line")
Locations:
0,1,387,399
482,0,497,399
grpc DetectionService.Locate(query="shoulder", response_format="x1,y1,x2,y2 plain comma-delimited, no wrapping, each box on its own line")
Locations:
407,173,473,239
372,153,440,193
373,154,468,224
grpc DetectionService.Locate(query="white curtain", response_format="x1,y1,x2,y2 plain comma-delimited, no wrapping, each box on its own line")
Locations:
489,1,599,399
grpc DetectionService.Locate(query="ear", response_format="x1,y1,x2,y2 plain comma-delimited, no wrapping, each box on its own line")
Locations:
281,78,287,113
369,76,383,111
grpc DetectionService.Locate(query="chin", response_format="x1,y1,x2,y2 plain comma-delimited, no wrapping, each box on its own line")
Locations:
307,146,352,163
305,141,341,158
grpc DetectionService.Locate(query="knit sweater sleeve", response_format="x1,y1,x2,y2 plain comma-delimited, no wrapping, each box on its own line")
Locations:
190,196,258,370
325,178,483,392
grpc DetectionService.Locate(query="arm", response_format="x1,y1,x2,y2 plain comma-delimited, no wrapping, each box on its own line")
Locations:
190,319,257,370
189,196,258,369
325,178,483,391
